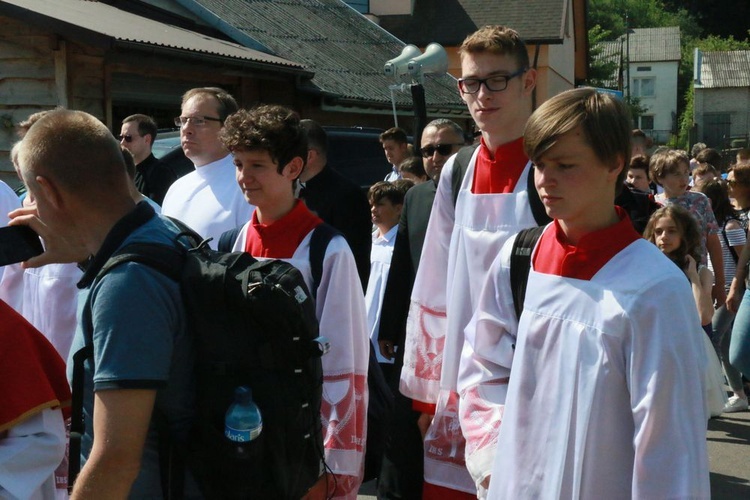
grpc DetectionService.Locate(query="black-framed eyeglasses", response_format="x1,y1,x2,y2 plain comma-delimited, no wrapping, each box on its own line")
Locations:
117,134,134,143
421,143,463,158
174,116,223,127
458,67,527,94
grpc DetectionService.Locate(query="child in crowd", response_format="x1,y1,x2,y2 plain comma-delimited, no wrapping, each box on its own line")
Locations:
398,157,428,184
692,162,719,189
366,181,410,377
644,205,728,416
644,206,715,333
651,148,726,304
699,179,749,412
220,104,369,499
626,154,653,193
459,87,710,498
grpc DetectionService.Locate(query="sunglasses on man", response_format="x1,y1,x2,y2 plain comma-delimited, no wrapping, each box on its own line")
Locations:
117,134,135,143
421,143,463,158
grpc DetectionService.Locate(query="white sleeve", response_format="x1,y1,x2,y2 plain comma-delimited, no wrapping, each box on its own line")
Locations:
457,237,517,487
315,236,369,495
399,156,457,404
628,275,711,497
0,408,66,500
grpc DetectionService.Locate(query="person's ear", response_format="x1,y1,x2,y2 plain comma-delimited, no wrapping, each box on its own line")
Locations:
284,157,304,180
609,154,625,179
522,68,537,94
35,174,64,210
144,133,153,147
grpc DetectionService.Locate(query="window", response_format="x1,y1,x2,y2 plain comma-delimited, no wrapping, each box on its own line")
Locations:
639,115,654,130
632,77,655,97
636,66,652,72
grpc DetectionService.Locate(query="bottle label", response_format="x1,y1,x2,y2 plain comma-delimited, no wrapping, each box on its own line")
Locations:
225,424,262,442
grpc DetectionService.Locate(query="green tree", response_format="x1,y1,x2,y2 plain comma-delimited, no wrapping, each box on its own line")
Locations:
587,25,619,88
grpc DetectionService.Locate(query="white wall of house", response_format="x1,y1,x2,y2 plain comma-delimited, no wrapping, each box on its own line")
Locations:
627,59,678,142
695,87,750,148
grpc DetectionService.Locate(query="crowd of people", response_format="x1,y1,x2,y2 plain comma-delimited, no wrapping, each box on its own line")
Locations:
1,22,748,500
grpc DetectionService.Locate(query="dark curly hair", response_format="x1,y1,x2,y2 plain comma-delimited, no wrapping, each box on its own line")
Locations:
644,205,702,269
220,104,307,174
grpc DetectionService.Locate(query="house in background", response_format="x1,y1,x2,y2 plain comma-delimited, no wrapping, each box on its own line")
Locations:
622,27,681,144
693,49,750,151
0,0,308,184
591,27,681,144
359,0,589,108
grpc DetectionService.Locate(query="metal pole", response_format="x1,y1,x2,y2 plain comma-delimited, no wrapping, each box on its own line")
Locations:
625,12,630,104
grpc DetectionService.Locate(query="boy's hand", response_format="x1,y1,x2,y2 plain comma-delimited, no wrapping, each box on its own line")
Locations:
727,277,745,313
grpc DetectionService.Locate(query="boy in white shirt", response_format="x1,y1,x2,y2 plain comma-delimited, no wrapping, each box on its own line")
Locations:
366,181,409,377
459,87,710,498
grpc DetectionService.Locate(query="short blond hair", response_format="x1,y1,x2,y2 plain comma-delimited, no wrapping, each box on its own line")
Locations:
459,25,529,70
524,87,632,185
18,109,128,201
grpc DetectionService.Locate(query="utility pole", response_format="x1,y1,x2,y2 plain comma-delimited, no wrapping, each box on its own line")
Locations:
625,11,631,103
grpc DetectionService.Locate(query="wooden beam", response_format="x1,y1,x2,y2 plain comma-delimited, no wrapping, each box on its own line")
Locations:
54,39,68,107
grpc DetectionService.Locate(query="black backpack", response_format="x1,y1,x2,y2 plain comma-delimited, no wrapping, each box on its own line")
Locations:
70,219,327,499
220,223,395,483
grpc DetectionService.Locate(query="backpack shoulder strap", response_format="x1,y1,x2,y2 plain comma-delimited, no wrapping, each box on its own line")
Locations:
451,144,479,207
98,242,185,282
509,226,546,320
309,223,342,300
722,218,740,264
526,165,552,226
218,226,242,253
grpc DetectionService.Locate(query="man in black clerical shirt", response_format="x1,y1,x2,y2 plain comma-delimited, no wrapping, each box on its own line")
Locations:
119,114,180,205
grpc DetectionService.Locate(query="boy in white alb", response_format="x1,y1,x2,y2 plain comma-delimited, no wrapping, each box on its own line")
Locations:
161,87,253,247
220,105,368,500
398,26,538,498
366,181,408,375
459,88,710,498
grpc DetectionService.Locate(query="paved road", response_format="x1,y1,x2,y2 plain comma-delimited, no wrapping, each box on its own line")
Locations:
359,397,750,499
708,405,750,498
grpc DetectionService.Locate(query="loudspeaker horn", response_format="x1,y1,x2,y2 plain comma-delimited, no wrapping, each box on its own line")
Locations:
407,43,448,76
384,44,422,76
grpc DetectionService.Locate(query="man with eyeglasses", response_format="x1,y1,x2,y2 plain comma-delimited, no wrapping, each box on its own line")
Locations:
375,118,465,500
161,87,253,249
119,114,178,205
398,26,540,499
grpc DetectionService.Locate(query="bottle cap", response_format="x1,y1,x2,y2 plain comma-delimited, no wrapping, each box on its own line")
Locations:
235,385,253,403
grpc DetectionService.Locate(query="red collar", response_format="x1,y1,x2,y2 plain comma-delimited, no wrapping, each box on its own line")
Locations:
533,206,641,280
472,136,528,194
245,199,323,258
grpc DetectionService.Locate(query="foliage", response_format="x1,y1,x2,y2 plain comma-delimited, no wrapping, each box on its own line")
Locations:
587,25,619,88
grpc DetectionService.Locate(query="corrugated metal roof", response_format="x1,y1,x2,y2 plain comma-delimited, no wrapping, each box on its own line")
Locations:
591,39,622,88
175,0,464,110
0,0,304,71
380,0,569,47
625,27,681,63
700,50,750,88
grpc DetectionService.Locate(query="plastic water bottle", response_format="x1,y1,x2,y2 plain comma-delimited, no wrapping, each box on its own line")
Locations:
224,386,262,442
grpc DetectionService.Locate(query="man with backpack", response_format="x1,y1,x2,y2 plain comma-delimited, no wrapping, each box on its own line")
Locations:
11,109,197,498
219,104,369,499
